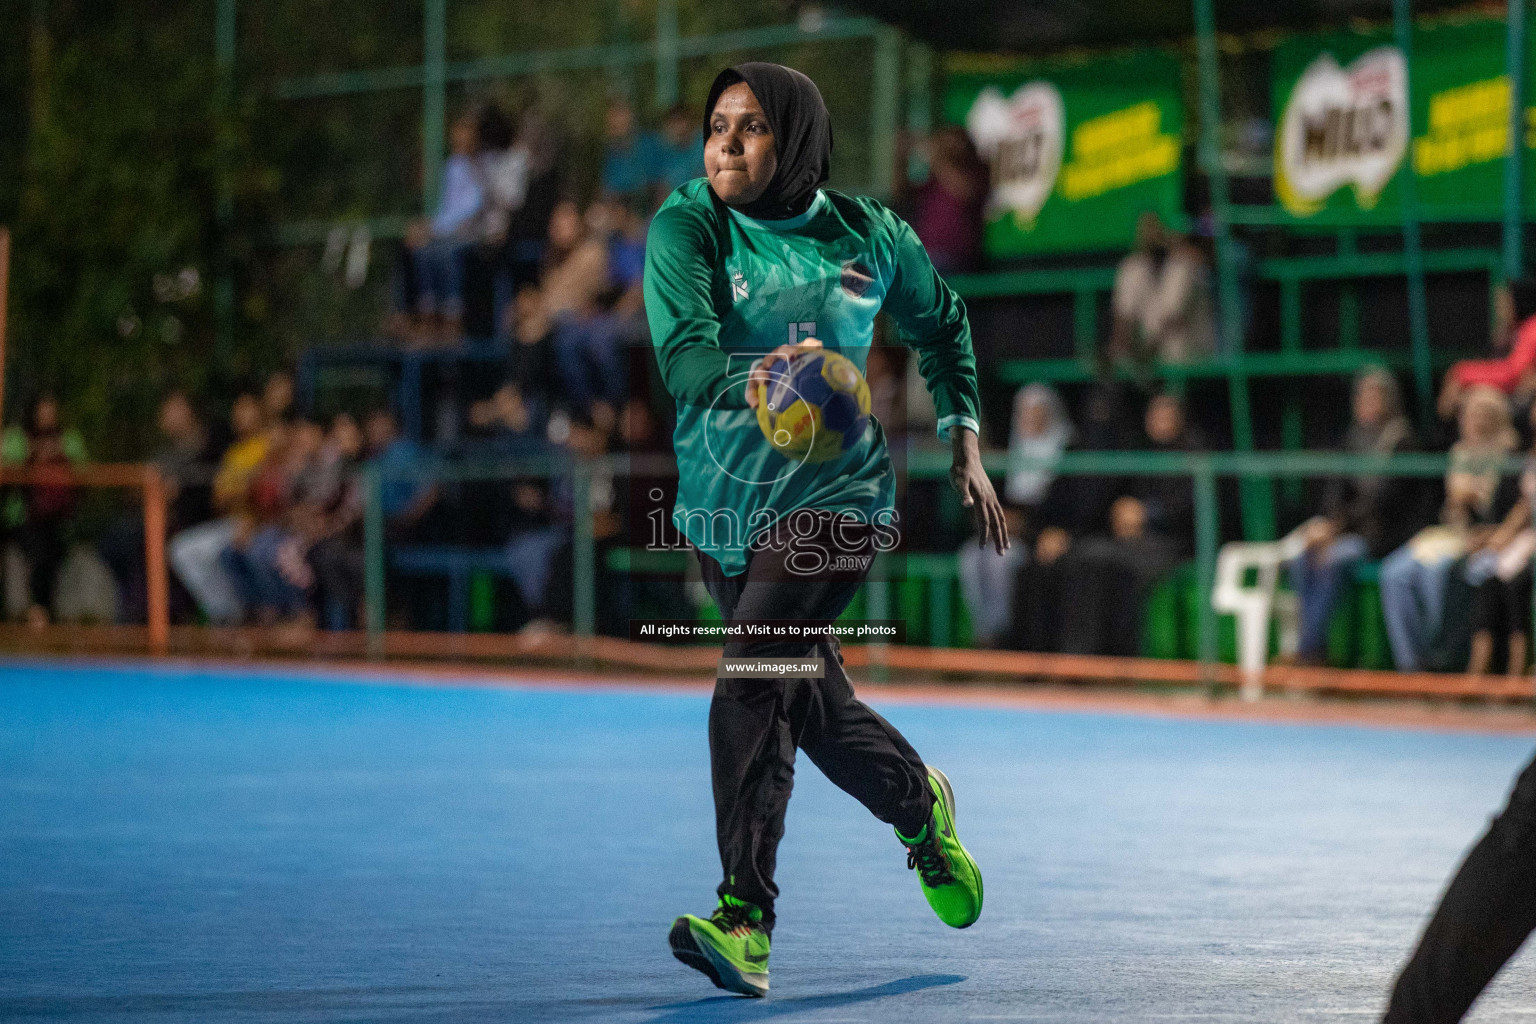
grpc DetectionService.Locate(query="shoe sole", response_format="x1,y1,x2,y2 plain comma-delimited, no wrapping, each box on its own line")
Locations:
669,917,768,997
928,766,984,927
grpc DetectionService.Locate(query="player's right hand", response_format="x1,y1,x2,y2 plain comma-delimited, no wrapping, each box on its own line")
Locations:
746,337,823,409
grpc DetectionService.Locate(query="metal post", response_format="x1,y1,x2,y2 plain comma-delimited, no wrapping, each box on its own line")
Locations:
143,467,169,656
1338,230,1360,348
214,0,236,368
1194,458,1221,695
1505,0,1527,282
870,26,902,199
1395,0,1436,426
573,462,595,639
904,40,933,183
1194,0,1270,540
654,0,679,111
363,464,385,658
421,0,447,216
1073,289,1098,363
0,227,9,432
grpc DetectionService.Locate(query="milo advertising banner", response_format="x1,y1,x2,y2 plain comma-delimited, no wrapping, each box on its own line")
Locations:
944,50,1184,257
1273,19,1536,224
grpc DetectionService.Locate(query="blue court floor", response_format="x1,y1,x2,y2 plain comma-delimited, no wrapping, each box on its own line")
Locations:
3,661,1536,1023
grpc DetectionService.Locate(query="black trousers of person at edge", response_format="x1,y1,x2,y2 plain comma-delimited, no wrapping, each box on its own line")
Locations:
1384,749,1536,1023
694,511,935,932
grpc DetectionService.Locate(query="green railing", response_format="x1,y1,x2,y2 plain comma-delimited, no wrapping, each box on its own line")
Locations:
359,448,1482,676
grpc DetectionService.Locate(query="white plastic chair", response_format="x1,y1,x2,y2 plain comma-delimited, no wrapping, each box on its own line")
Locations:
1211,528,1307,700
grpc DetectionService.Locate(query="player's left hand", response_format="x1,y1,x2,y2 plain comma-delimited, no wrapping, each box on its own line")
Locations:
949,426,1009,555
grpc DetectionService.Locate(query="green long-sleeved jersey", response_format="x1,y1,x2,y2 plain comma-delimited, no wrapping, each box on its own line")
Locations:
644,180,981,575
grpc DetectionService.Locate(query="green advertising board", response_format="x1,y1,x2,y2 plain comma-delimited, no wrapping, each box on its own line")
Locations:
944,50,1184,257
1272,18,1536,225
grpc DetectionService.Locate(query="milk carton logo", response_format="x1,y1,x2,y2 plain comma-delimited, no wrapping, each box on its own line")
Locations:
1275,47,1408,216
966,81,1065,226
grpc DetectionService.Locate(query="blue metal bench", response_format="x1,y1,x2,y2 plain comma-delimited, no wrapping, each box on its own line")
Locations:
390,545,515,632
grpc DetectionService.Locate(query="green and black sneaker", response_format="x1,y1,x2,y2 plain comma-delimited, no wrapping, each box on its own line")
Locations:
669,895,770,997
897,765,983,928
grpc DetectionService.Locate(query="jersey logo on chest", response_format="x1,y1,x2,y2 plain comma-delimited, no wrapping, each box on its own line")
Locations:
731,271,750,302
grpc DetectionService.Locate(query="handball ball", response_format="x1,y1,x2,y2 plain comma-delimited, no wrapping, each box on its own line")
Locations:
755,349,872,464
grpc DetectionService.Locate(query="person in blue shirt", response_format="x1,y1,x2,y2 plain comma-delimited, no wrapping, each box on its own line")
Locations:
600,98,662,208
401,111,485,342
363,410,438,538
651,103,706,203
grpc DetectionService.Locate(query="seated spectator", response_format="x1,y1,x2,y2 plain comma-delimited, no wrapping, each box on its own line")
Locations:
366,409,439,541
290,413,364,630
510,200,621,428
262,369,295,425
2,394,89,626
497,104,564,303
651,103,705,206
1287,368,1421,665
1465,402,1536,676
1110,212,1217,367
1381,386,1521,671
168,393,270,625
1011,392,1202,656
99,392,214,623
896,127,987,274
959,384,1067,647
476,102,528,245
220,418,318,625
398,110,486,344
601,97,662,210
1439,278,1536,419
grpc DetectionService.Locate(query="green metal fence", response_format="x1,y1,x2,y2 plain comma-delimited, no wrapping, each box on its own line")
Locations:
359,448,1496,676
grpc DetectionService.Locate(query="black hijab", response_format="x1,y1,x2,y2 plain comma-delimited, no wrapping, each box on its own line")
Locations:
703,62,833,221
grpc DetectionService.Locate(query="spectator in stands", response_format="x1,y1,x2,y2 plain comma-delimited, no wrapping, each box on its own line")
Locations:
510,200,621,430
99,392,213,623
365,408,439,541
1109,212,1217,367
960,384,1066,647
3,394,88,626
1465,402,1536,676
220,418,318,625
399,110,486,344
169,393,270,625
895,127,987,274
1438,278,1536,420
1381,386,1521,671
472,101,530,338
607,395,690,627
1029,392,1201,656
262,369,295,425
1288,368,1421,665
498,103,564,303
304,413,367,631
652,103,706,205
601,98,660,209
1003,384,1141,653
476,103,528,246
594,197,647,323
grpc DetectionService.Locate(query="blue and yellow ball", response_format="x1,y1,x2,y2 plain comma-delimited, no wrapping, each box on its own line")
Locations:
754,349,872,464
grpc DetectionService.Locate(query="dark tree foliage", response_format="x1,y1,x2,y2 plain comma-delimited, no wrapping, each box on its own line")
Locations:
0,0,883,456
5,0,277,457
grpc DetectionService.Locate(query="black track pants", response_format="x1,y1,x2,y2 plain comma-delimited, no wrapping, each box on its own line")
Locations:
1384,748,1536,1023
696,514,933,931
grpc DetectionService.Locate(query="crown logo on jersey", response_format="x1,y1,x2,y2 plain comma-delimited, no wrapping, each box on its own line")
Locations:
732,271,750,302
